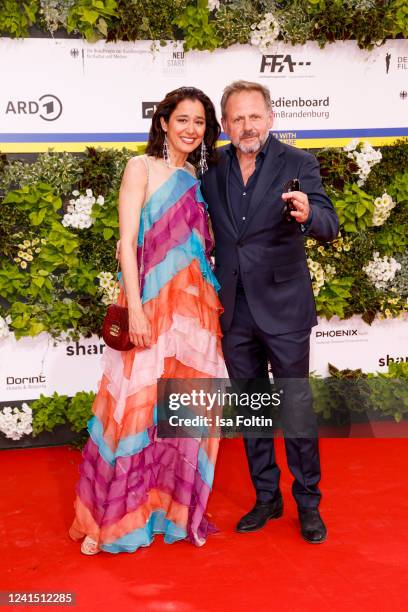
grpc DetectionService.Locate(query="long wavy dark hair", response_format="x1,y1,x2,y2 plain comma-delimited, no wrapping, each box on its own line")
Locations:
146,87,220,170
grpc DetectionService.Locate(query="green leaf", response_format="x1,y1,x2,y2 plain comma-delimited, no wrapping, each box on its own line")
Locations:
103,228,114,240
356,202,366,217
98,17,108,36
29,208,47,225
29,321,47,336
32,277,45,288
82,8,99,24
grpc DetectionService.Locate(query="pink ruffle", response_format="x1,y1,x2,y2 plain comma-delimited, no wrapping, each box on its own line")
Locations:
102,313,227,424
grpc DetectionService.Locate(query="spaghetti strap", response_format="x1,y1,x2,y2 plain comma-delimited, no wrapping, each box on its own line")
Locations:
140,154,150,182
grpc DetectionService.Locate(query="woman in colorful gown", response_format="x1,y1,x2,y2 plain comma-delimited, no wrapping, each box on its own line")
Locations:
69,87,227,554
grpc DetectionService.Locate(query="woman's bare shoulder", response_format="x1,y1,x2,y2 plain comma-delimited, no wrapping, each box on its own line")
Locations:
122,155,149,181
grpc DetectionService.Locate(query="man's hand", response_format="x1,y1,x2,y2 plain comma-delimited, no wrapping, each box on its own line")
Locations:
282,191,310,224
116,239,121,261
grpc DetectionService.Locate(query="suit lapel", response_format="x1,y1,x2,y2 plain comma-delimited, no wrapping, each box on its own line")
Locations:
238,136,286,238
217,151,239,235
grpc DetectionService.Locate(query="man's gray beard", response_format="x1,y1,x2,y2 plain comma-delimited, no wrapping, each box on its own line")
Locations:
234,132,269,154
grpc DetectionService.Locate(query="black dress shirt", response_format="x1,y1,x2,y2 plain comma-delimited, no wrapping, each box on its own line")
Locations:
226,134,271,231
226,135,271,289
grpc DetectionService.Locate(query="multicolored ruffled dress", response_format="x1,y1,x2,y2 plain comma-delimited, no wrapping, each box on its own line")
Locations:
70,157,227,553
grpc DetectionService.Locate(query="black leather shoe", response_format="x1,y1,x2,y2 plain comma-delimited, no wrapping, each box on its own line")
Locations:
298,508,327,543
236,494,283,533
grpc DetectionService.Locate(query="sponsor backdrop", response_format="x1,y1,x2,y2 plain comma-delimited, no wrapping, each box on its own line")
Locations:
1,317,407,403
1,38,407,152
1,37,407,403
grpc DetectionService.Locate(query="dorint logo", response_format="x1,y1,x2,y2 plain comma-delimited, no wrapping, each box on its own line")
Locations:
70,48,79,59
260,55,311,73
142,102,159,119
400,91,407,100
5,94,63,121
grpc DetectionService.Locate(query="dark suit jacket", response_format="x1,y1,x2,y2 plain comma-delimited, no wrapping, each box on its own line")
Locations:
200,136,339,334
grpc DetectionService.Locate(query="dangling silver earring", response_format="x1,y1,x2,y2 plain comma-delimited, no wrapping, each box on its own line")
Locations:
199,140,208,175
163,133,171,166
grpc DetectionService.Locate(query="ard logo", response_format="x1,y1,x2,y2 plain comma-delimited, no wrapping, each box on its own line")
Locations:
5,94,63,121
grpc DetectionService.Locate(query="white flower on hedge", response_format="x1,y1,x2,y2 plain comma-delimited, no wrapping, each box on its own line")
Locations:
207,0,220,11
0,403,32,440
62,189,102,229
363,252,401,290
62,211,93,229
372,192,396,227
344,139,382,186
96,195,105,205
99,277,111,289
98,271,119,305
100,284,120,306
343,138,359,152
0,315,12,339
307,258,325,296
97,271,113,282
325,264,336,280
250,12,280,54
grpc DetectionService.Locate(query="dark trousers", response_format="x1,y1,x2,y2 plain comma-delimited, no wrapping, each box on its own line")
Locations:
221,288,321,509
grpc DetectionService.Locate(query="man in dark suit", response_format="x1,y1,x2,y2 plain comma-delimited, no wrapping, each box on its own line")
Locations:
200,81,339,543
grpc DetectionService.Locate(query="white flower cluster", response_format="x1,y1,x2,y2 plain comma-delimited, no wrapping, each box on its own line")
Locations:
307,259,336,296
62,189,104,230
14,237,45,270
352,0,376,9
325,264,337,280
0,315,12,339
207,0,220,11
0,403,33,440
363,252,402,290
372,192,396,227
307,258,325,296
40,0,76,33
97,271,120,306
250,12,280,54
343,139,382,186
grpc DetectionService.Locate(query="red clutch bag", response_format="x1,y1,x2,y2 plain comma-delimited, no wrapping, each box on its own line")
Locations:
102,304,134,351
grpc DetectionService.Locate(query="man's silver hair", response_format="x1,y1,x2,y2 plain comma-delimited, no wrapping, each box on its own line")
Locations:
220,80,272,118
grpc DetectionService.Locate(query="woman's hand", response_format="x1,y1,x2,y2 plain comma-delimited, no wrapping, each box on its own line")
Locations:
129,306,152,348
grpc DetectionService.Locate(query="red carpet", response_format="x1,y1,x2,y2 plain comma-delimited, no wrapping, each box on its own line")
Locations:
1,438,408,611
